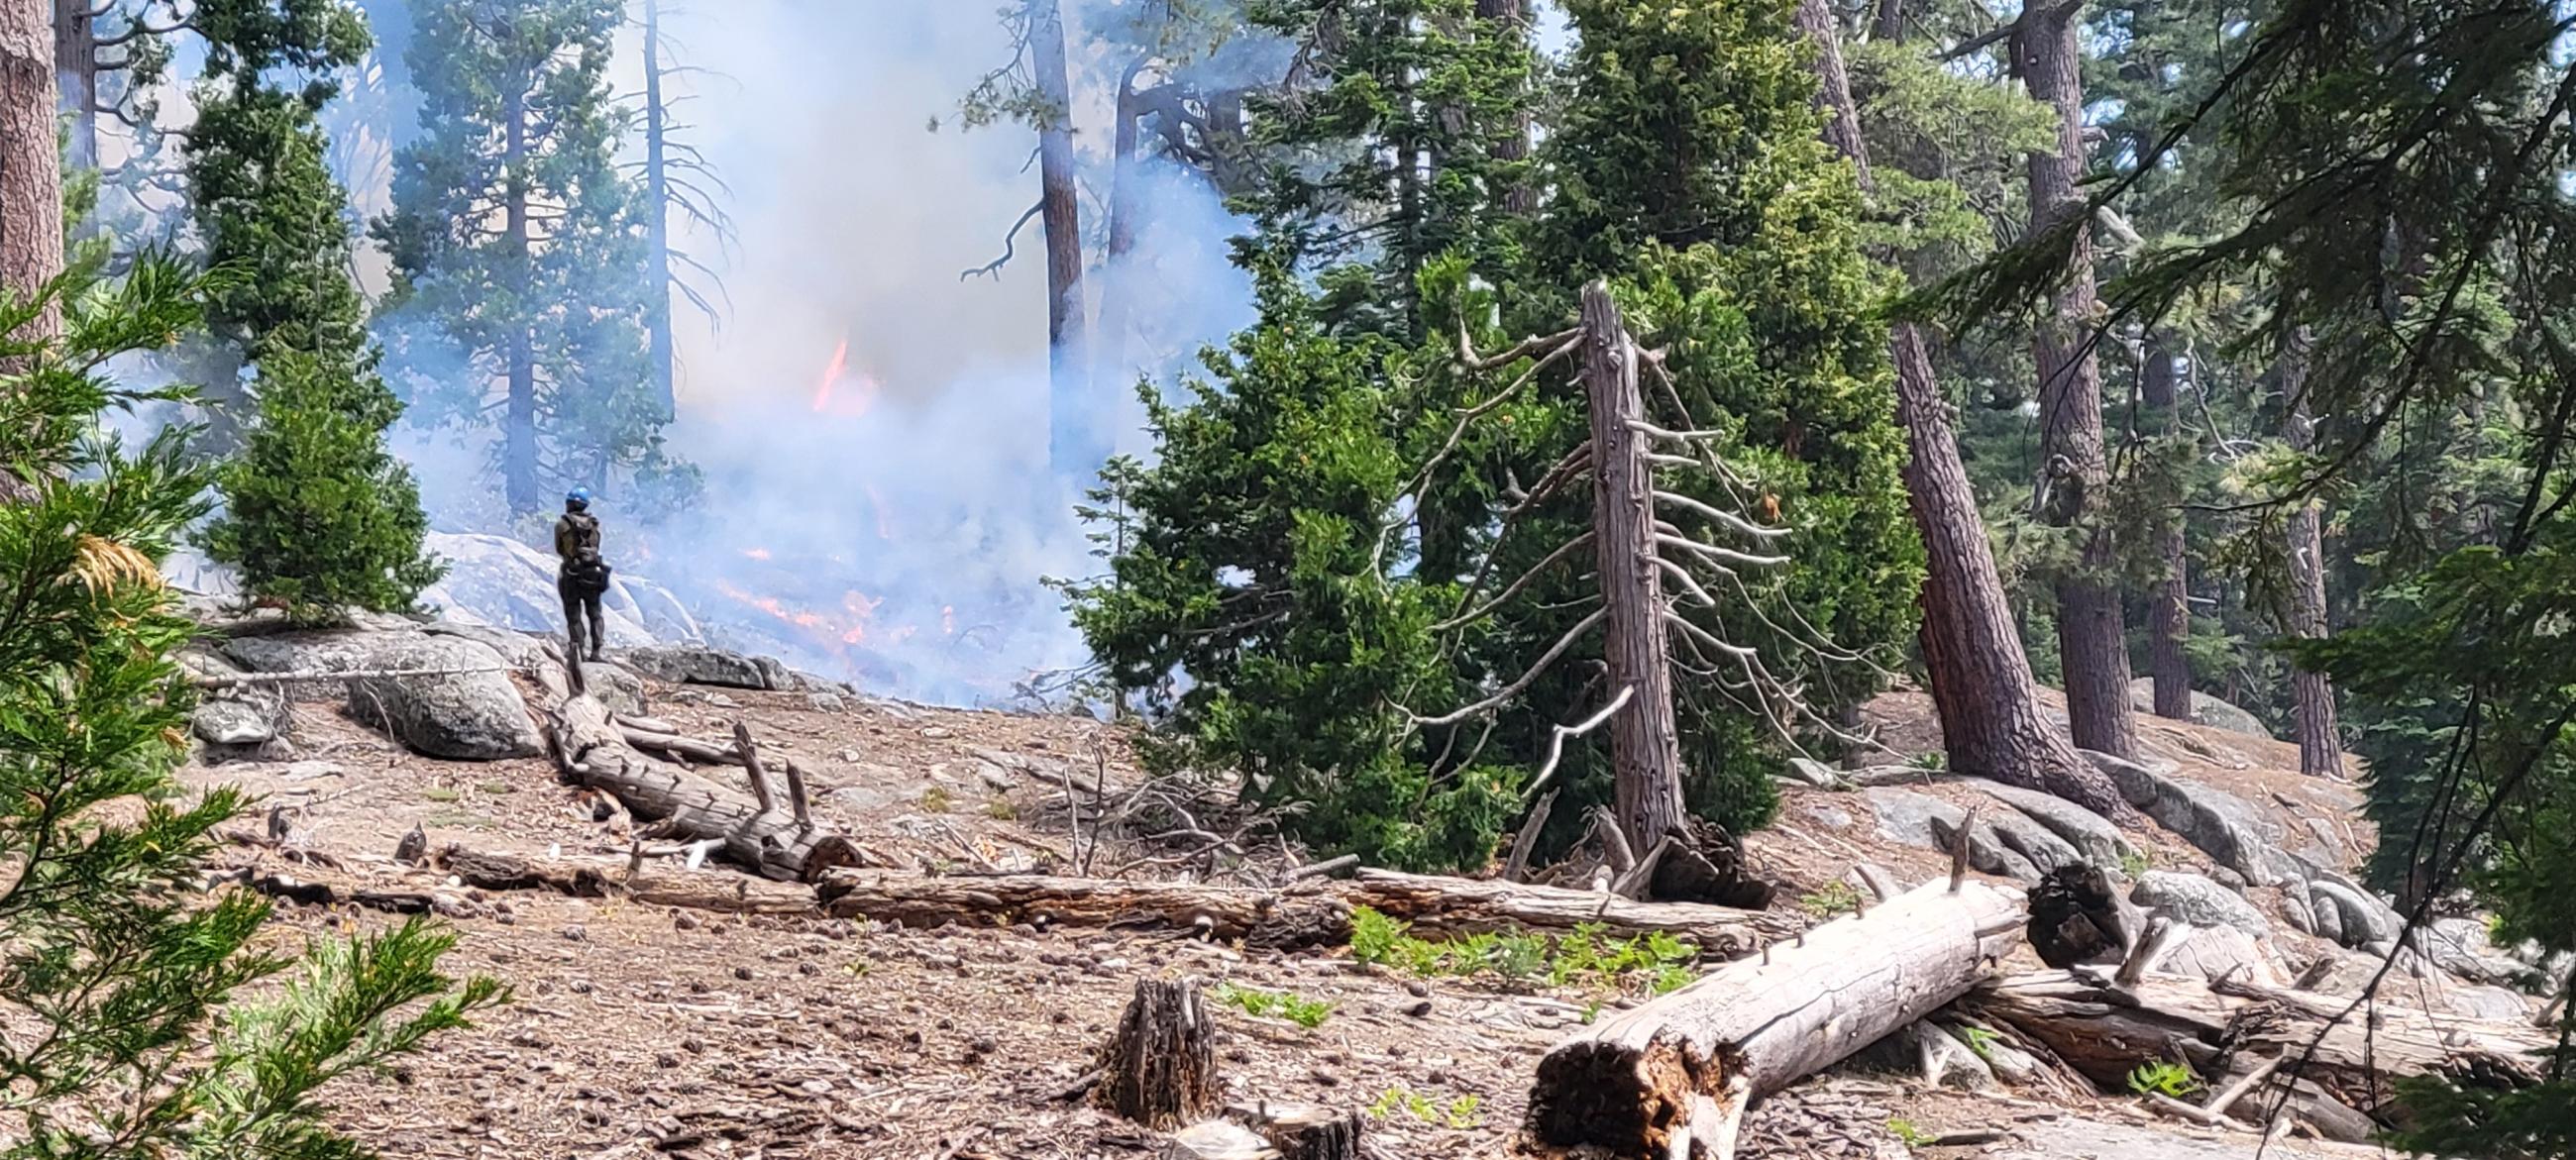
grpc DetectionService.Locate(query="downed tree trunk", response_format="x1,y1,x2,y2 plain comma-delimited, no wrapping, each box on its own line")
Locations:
811,869,1771,951
434,845,819,915
1966,969,2556,1122
551,695,861,883
1096,978,1217,1129
1525,880,2024,1159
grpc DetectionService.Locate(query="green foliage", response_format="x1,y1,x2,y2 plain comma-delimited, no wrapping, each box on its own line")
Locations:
1797,882,1863,917
2126,1061,2203,1099
1367,1085,1484,1129
1884,1118,1935,1148
1211,982,1335,1029
375,0,680,517
186,0,442,619
0,252,502,1159
1954,1024,2002,1064
1342,907,1697,996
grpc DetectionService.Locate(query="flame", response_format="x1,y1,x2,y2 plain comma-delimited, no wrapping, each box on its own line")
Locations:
742,547,773,561
810,336,883,418
941,604,956,635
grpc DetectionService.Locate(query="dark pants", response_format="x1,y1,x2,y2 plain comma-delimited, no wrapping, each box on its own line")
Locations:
559,573,605,659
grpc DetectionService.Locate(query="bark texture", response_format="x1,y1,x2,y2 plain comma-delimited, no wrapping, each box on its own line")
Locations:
2018,0,2137,761
810,868,1771,952
1476,0,1535,214
1582,281,1688,853
1968,970,2552,1119
501,86,538,514
1525,880,2025,1159
1795,3,2138,823
52,0,94,171
2279,332,2344,778
640,0,677,418
1088,58,1144,399
2141,338,2194,719
550,695,863,882
1096,978,1218,1129
1,0,62,341
1028,0,1095,476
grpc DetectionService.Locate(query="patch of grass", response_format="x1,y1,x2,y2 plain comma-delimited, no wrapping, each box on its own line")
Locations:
1344,907,1699,997
1955,1024,2002,1064
420,787,460,803
984,796,1018,820
1798,882,1864,918
1885,1118,1934,1147
422,809,491,831
1910,750,1946,772
919,787,953,813
477,780,514,795
1211,982,1334,1029
1367,1086,1483,1129
2126,1061,2203,1099
2119,848,2151,878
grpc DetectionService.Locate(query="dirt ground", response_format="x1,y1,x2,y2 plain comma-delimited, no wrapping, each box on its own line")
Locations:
190,676,2393,1160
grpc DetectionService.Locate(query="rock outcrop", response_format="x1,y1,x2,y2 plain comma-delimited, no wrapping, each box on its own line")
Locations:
343,635,545,761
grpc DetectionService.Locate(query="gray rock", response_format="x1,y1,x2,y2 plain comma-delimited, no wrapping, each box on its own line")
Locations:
2279,893,2315,936
1929,814,2043,884
2308,879,2399,947
2127,678,2276,740
2419,917,2529,987
422,620,550,669
2447,985,2534,1021
2160,925,2285,987
2132,871,2272,938
1976,809,2086,876
2310,895,2346,944
417,531,666,647
191,699,275,746
621,644,783,690
1802,804,1855,831
224,630,399,701
2084,749,2308,887
579,662,649,716
346,636,543,761
1973,780,2138,870
1863,788,1960,849
808,692,847,713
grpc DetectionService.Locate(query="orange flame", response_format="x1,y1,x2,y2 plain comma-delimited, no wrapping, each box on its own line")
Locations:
810,336,883,418
810,338,849,412
742,547,773,561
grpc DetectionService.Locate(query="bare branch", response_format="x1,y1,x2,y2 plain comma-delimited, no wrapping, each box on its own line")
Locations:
1523,685,1637,798
1655,531,1788,571
1654,488,1791,539
1398,607,1608,729
1434,531,1594,631
1664,610,1759,660
1654,556,1721,609
959,199,1045,281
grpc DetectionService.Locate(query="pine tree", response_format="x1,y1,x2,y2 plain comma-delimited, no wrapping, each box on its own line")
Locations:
191,0,444,620
0,250,504,1160
375,0,677,518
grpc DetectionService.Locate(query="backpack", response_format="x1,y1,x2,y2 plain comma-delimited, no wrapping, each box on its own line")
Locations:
566,556,613,595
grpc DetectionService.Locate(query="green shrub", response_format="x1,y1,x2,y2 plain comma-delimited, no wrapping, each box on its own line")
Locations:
1212,982,1335,1029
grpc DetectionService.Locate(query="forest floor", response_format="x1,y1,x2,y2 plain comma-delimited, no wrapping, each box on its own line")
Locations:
188,672,2394,1160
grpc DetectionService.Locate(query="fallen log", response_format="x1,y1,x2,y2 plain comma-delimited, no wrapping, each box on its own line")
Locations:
551,694,862,883
619,724,743,767
810,869,1771,951
1964,969,2557,1121
1524,879,2024,1159
433,845,818,914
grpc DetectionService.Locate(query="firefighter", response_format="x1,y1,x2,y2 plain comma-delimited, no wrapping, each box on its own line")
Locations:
555,487,612,662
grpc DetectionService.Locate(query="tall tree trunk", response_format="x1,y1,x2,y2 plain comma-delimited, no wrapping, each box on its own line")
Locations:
2141,336,2193,719
502,86,537,514
640,0,676,421
2279,330,2343,778
1028,0,1093,477
1,0,62,341
2018,0,2138,760
51,0,94,172
1476,0,1534,214
1089,59,1144,401
1582,281,1688,853
1796,0,2138,823
1872,0,1905,42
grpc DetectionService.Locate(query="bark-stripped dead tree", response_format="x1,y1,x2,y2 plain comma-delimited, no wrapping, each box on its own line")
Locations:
635,0,734,420
1391,280,1868,901
548,694,862,882
1794,0,2139,822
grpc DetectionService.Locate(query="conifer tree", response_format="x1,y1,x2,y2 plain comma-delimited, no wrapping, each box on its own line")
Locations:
0,250,503,1160
375,0,676,518
192,0,444,620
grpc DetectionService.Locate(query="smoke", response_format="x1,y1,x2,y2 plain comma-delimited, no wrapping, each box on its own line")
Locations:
376,1,1268,706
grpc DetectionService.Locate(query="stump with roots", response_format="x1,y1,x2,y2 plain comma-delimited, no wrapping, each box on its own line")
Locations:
1096,978,1218,1129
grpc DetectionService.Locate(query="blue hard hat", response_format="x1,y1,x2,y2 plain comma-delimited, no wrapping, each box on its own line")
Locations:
566,487,591,505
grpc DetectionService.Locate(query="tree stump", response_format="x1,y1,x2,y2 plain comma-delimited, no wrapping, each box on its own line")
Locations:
1097,978,1218,1129
1257,1107,1363,1160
